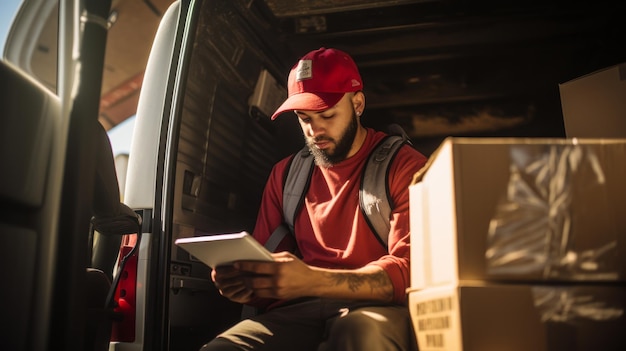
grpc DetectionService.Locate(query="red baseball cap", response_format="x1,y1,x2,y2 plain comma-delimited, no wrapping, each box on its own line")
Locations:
271,47,363,120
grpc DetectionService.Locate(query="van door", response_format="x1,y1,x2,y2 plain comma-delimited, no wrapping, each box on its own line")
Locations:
1,0,114,350
118,0,303,350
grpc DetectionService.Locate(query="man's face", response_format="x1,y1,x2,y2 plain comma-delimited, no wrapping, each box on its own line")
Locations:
296,93,364,167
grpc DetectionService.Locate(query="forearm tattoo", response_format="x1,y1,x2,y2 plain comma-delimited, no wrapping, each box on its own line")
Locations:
326,270,393,298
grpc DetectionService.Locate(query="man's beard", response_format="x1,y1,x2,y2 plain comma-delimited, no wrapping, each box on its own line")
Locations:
305,111,359,167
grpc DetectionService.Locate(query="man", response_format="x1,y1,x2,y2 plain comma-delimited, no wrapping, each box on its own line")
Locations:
201,47,427,351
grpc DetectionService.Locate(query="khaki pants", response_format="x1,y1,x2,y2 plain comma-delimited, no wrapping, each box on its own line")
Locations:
200,298,417,351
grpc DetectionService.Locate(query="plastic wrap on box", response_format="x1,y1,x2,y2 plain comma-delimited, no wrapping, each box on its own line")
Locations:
486,141,623,281
409,137,626,287
532,285,624,323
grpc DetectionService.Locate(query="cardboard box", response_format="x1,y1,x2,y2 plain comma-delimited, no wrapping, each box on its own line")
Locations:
409,137,626,288
409,182,428,289
408,284,626,351
559,63,626,138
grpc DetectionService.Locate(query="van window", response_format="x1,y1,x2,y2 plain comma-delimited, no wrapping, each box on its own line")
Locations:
107,114,136,196
2,0,58,94
107,114,136,158
0,0,24,54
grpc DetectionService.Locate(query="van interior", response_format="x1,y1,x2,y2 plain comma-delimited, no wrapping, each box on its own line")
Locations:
97,0,626,155
149,1,626,350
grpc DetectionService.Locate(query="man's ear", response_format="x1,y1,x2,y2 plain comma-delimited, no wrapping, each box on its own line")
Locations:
352,91,366,116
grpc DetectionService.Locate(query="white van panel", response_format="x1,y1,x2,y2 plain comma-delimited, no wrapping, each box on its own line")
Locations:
124,1,180,209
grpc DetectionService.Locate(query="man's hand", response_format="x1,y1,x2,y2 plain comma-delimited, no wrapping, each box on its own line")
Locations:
233,252,394,302
212,265,256,304
214,251,393,303
234,251,314,300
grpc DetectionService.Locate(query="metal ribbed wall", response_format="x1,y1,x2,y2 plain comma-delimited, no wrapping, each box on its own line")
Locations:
173,0,300,238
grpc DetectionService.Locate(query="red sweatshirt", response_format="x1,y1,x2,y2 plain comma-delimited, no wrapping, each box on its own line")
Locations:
253,128,428,305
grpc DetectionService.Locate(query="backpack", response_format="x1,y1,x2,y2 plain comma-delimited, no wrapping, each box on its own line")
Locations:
264,124,412,252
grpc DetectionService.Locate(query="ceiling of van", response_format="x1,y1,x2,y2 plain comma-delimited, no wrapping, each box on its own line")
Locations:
98,0,626,143
97,0,176,130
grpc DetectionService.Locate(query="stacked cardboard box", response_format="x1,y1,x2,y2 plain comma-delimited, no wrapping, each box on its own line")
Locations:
408,283,625,351
558,63,626,139
408,137,626,351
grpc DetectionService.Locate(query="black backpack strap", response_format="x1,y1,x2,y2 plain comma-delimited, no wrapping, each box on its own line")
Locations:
260,146,313,254
241,148,313,320
282,146,315,234
359,133,408,248
264,223,291,252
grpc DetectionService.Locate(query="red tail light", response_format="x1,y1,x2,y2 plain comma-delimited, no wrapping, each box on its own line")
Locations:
110,244,138,341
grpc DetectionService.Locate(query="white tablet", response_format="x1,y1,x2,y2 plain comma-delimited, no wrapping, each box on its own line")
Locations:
174,231,274,268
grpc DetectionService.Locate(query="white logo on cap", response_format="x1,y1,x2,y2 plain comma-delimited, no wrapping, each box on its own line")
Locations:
296,59,313,81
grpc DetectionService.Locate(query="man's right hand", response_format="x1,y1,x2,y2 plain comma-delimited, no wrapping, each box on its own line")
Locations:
212,265,254,304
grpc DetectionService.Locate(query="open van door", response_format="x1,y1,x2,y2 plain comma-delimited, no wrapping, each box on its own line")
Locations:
0,1,141,350
116,1,304,350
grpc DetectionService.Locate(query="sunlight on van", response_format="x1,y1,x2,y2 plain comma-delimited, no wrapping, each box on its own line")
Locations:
107,115,136,197
107,114,135,157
